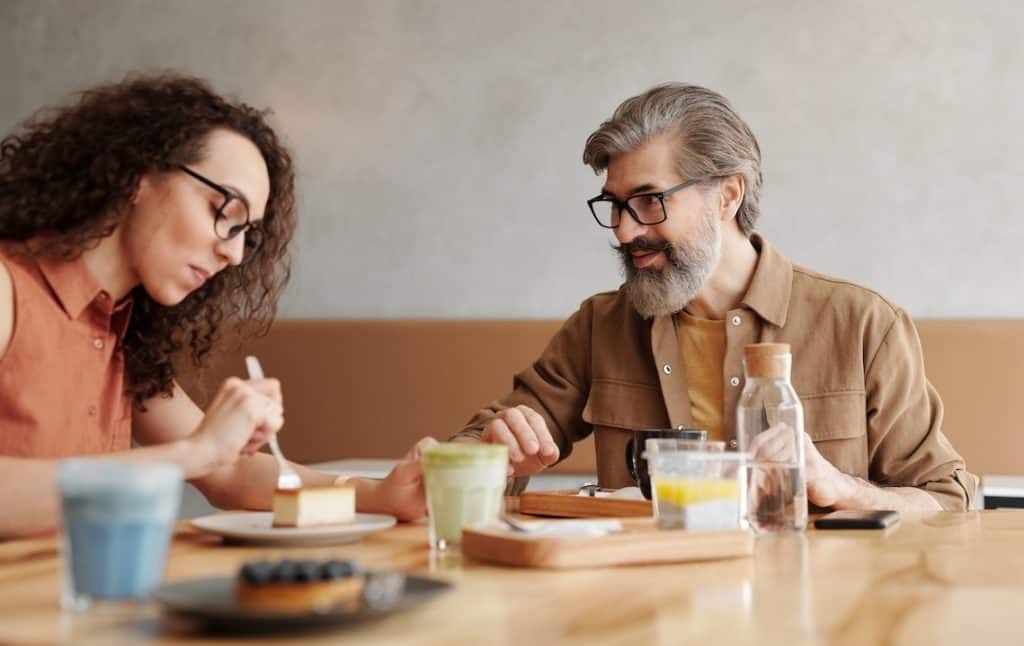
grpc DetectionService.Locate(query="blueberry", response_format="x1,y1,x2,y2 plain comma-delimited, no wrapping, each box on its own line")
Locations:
240,561,273,585
273,559,298,583
321,560,358,580
296,561,320,583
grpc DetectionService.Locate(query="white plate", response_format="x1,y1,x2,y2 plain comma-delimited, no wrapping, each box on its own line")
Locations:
190,512,397,546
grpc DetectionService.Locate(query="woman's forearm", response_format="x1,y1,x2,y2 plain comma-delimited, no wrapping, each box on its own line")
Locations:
0,440,218,538
0,457,60,538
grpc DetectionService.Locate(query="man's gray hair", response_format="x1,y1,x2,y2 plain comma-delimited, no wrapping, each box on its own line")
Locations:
583,83,763,237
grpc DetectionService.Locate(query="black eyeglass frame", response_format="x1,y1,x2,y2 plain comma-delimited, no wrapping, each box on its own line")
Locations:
177,165,264,258
586,177,706,229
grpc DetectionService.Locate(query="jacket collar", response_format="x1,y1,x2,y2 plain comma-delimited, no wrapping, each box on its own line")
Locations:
739,234,792,328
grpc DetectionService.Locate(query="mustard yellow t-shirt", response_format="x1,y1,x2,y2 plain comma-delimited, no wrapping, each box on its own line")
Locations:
674,311,726,442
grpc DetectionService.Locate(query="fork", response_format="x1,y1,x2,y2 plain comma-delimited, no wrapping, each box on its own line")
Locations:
500,513,538,533
245,355,302,490
500,513,624,536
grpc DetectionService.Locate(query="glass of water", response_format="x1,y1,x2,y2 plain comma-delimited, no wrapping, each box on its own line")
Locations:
746,455,807,535
736,343,809,534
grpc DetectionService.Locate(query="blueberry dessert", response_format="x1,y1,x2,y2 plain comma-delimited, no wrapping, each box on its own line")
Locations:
235,559,365,612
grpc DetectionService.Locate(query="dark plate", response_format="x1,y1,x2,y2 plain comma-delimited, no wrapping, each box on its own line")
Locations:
153,572,451,634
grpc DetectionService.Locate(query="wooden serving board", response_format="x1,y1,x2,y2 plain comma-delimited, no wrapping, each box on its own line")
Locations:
518,489,653,518
461,519,753,569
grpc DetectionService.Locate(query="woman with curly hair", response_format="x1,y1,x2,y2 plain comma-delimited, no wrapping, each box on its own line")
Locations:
0,74,432,537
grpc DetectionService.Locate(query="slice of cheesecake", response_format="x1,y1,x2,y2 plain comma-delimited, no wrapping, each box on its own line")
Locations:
272,486,356,528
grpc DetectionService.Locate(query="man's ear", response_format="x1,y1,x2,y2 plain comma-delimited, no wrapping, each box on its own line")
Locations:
718,174,745,222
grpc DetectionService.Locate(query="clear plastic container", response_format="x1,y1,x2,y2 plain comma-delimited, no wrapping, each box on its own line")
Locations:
736,343,807,534
645,441,742,531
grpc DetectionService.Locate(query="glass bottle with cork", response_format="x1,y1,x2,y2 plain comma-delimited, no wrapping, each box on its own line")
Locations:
736,342,808,533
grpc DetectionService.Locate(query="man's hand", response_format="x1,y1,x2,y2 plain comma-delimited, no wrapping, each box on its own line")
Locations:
800,432,853,508
480,405,560,477
748,425,851,509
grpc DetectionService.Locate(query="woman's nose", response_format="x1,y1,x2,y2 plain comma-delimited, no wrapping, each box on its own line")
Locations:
215,234,245,267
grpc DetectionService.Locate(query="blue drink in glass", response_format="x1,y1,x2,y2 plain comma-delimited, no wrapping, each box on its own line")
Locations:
57,460,182,610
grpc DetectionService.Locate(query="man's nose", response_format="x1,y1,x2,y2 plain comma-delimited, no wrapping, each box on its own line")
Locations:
614,208,647,246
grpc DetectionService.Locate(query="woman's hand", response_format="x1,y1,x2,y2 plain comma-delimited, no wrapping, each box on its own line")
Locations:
189,377,284,473
357,437,437,521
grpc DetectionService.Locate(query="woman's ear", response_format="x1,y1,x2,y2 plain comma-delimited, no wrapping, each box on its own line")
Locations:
130,175,151,206
718,175,745,222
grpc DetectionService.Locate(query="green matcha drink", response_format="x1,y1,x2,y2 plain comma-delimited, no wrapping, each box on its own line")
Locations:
422,443,509,551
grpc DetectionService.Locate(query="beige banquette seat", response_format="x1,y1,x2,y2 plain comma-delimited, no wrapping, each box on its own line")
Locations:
179,319,1022,480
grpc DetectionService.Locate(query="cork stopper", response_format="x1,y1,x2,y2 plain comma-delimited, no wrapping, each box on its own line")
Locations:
743,343,791,379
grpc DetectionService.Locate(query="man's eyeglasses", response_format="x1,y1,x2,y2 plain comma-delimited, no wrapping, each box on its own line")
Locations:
178,165,264,261
587,177,705,229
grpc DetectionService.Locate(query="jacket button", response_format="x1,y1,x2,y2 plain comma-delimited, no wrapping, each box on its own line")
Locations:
731,315,742,326
663,364,672,375
729,377,740,387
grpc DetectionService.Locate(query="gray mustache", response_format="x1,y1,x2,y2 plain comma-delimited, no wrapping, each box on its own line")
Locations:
614,238,671,261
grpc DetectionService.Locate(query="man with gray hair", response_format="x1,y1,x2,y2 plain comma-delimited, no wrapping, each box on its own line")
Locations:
452,83,976,511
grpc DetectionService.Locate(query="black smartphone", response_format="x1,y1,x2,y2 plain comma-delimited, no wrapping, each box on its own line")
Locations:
814,509,899,530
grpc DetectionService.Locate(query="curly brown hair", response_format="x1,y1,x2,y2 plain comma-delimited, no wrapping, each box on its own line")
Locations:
0,72,296,407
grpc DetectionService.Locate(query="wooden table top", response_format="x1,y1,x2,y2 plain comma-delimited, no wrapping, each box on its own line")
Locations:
2,510,1024,645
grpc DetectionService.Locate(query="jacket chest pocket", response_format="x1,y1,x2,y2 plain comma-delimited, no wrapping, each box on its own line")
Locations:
582,380,671,488
802,391,868,477
582,380,670,430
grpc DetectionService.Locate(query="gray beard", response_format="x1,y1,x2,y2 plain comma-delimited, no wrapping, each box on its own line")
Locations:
620,211,721,319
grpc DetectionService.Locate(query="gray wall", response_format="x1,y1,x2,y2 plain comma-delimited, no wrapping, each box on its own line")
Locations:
3,1,1022,319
